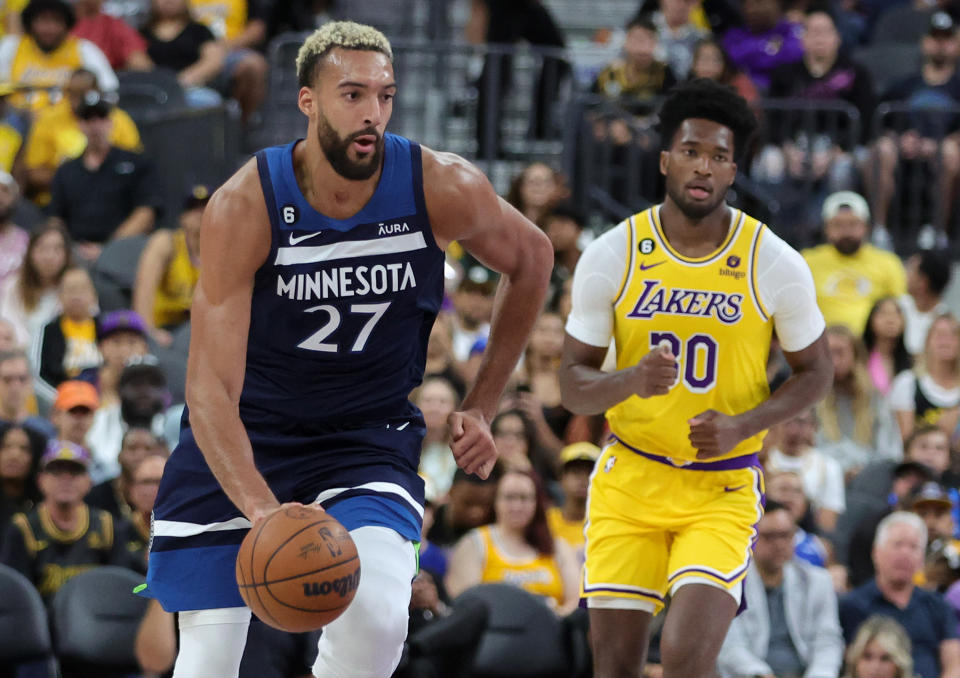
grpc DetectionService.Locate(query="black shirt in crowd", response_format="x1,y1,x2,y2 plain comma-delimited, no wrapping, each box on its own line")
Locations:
48,147,162,244
143,21,217,73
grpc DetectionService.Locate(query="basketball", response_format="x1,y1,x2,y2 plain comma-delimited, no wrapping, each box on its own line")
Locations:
236,505,360,632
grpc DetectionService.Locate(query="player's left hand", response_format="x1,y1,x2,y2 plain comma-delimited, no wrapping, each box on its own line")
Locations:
448,408,498,478
688,409,744,459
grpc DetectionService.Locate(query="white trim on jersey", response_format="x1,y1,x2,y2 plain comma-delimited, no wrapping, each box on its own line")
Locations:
275,232,427,266
312,481,425,518
153,516,252,537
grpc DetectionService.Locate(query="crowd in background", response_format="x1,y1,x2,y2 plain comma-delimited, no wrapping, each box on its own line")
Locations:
1,0,960,677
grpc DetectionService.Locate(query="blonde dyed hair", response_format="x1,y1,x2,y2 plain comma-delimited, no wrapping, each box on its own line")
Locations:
296,21,393,88
843,615,914,678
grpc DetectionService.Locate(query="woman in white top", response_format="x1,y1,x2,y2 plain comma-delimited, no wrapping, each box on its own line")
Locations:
0,221,71,351
889,313,960,441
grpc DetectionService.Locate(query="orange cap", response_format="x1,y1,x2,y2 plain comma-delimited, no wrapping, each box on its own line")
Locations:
54,380,100,411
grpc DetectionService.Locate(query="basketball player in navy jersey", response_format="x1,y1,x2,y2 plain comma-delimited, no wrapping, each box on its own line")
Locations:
139,21,553,678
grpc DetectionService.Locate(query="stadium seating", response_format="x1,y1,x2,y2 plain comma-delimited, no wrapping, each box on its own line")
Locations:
0,564,58,678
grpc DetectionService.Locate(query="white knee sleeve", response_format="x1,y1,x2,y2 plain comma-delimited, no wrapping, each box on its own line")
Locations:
173,607,251,678
313,526,417,678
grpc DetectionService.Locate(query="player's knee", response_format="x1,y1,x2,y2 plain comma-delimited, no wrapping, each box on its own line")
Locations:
350,578,410,647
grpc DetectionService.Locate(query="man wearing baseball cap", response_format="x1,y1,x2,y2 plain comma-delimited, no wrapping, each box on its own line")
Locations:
547,442,600,563
76,309,149,398
802,190,906,334
50,379,99,448
0,439,119,602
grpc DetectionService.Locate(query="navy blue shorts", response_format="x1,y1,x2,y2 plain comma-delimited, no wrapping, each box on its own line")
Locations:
142,418,425,612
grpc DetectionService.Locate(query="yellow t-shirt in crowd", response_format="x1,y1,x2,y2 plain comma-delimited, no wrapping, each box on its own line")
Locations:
153,229,199,328
546,506,585,565
4,34,83,111
802,243,906,335
189,0,247,41
0,121,21,172
476,525,565,606
59,316,98,378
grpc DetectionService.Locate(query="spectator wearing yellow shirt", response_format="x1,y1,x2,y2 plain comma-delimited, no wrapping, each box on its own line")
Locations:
0,84,22,173
546,442,599,567
23,67,139,205
188,0,266,123
132,184,206,347
803,191,907,335
0,0,116,113
0,0,28,38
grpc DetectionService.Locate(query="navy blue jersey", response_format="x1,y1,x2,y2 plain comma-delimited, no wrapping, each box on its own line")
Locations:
241,133,444,430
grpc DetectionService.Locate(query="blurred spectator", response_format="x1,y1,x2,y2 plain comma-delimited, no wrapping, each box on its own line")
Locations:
767,407,847,532
717,500,844,678
546,442,598,566
47,90,161,263
0,439,119,602
689,38,759,104
0,0,26,38
87,358,172,482
889,313,960,441
842,426,949,587
77,309,149,404
901,250,953,357
426,467,499,548
504,311,568,470
35,266,99,396
0,318,16,350
592,15,677,118
871,12,960,248
540,203,584,300
908,482,959,587
872,0,942,47
842,615,916,678
114,451,164,573
72,0,151,70
416,375,459,502
648,0,709,79
817,324,902,475
24,67,141,206
0,171,26,287
141,0,226,108
265,0,337,38
839,511,960,678
765,470,830,567
0,422,44,549
505,162,564,230
451,265,495,362
491,408,538,472
0,348,54,436
445,469,580,615
132,183,204,346
189,0,268,123
49,379,98,448
423,313,466,399
0,0,117,113
802,191,906,335
467,0,567,157
863,296,912,397
86,425,164,519
722,0,803,92
0,219,70,347
0,85,22,171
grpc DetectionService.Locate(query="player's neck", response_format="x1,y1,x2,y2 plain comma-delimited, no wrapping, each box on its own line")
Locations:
295,137,381,220
658,201,732,258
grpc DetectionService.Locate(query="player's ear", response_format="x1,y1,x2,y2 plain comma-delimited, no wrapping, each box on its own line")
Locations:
298,87,315,116
729,161,737,185
659,150,669,176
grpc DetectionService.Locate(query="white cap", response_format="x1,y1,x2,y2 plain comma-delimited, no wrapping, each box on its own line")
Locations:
822,191,870,224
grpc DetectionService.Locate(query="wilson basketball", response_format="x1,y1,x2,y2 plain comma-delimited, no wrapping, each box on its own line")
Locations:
236,505,360,632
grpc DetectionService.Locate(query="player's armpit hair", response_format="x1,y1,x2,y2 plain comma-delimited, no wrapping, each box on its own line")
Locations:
296,21,393,88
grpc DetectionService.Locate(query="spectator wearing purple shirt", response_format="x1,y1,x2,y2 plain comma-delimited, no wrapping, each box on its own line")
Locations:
722,0,804,92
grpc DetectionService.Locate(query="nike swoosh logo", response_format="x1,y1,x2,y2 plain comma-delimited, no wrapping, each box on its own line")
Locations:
723,484,747,493
289,231,323,245
639,260,665,271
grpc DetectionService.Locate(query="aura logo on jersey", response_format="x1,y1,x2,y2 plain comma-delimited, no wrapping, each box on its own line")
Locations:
626,279,743,324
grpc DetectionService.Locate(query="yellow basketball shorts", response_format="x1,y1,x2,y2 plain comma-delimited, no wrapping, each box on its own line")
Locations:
582,437,764,615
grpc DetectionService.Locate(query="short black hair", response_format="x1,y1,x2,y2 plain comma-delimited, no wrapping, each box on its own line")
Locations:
539,202,585,229
452,464,502,486
626,14,657,34
657,78,758,159
916,249,952,296
763,499,791,516
22,0,75,33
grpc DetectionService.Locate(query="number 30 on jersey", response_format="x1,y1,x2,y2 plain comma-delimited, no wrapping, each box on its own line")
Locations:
650,331,718,393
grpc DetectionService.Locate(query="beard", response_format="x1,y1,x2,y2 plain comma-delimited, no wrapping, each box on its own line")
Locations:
832,237,862,255
316,111,383,181
665,179,726,220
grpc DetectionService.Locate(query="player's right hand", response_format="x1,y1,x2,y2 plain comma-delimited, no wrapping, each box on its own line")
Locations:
632,342,678,397
248,501,318,527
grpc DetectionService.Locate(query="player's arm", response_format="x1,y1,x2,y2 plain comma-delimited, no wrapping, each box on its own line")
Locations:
424,149,553,477
559,226,678,415
689,233,833,458
184,159,278,523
